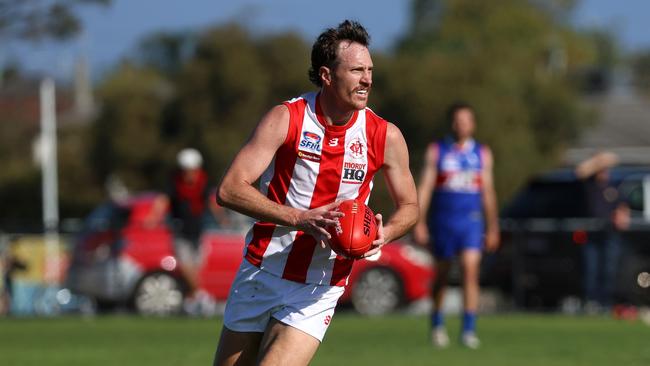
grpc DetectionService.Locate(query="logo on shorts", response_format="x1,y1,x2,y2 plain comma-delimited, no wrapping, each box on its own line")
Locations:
324,314,332,325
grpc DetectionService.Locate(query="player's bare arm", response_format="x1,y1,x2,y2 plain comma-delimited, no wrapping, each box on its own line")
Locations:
413,143,439,246
365,123,418,257
217,105,343,239
574,151,618,180
480,146,500,252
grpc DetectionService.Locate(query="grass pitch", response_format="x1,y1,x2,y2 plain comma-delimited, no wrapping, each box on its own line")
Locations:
1,313,648,366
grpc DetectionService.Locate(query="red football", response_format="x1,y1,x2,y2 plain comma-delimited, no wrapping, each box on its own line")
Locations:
327,199,378,258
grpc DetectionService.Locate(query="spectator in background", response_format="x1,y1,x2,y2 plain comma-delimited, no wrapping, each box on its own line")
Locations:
170,148,232,233
170,148,209,240
1,242,27,316
575,151,630,314
167,148,212,297
143,148,230,314
414,102,500,349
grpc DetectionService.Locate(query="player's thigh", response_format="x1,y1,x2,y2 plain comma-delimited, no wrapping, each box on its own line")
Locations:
213,326,263,366
257,318,321,366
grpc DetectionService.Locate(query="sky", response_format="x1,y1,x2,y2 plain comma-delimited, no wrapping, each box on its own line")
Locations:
4,0,650,81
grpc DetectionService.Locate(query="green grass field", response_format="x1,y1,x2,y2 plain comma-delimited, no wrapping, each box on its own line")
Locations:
1,313,649,366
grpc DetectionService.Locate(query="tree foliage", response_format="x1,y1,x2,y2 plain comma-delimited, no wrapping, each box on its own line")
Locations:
631,51,650,93
0,0,620,224
0,0,111,42
90,63,173,191
88,24,312,198
378,0,596,204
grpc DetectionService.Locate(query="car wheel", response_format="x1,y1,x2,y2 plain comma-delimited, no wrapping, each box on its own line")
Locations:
133,273,184,316
351,267,403,316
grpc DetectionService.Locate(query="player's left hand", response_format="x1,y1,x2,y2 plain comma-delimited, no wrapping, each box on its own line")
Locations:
361,213,384,258
484,229,500,253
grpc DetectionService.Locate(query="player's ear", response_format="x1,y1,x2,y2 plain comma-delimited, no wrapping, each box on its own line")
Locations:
320,66,332,86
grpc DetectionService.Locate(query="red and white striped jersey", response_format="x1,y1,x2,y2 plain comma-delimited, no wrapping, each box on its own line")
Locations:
243,92,388,287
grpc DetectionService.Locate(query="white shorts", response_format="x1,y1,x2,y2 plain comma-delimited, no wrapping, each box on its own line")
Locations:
223,259,345,342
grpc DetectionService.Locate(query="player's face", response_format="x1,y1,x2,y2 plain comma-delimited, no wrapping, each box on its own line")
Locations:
452,108,475,140
329,41,373,110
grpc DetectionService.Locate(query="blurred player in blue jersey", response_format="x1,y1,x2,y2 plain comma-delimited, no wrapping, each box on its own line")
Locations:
414,102,500,349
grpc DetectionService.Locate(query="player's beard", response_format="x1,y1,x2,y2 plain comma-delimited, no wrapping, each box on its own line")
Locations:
349,87,370,110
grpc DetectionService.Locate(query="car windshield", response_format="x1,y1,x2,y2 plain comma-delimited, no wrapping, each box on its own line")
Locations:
502,180,589,219
82,203,129,232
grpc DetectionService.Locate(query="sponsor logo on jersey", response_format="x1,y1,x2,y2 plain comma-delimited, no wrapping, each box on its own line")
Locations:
299,131,322,153
437,171,481,192
347,138,365,159
342,162,366,184
297,150,321,162
441,155,461,170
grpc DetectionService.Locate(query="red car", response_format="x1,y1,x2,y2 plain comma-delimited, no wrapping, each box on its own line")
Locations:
66,193,434,316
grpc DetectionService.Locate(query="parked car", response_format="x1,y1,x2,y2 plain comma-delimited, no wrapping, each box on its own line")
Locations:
484,166,650,310
65,193,434,316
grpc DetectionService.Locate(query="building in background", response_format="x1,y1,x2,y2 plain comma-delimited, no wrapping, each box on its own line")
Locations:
565,68,650,166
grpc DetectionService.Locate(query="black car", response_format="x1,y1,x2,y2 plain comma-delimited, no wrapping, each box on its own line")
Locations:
484,166,650,310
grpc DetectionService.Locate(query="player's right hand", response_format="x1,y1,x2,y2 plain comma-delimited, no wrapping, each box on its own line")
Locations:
294,201,345,244
413,221,429,246
484,229,500,253
362,213,385,258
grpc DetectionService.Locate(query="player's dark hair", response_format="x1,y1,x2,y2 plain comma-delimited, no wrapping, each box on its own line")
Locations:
446,101,474,125
308,20,371,87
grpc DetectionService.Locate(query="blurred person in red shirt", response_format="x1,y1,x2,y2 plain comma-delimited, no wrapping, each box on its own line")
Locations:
167,148,212,296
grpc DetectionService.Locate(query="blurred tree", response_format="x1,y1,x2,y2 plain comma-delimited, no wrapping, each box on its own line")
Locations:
169,24,272,181
0,0,113,227
172,25,311,176
90,24,312,197
0,0,111,42
257,33,312,103
58,124,105,217
0,3,622,227
0,100,41,227
569,30,619,93
631,51,650,93
372,0,597,208
90,63,173,192
134,31,196,77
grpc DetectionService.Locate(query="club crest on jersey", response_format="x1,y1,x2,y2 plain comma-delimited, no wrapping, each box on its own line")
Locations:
347,138,365,159
299,131,322,153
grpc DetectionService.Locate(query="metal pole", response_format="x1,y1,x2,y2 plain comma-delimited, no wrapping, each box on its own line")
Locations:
40,78,59,284
644,176,650,223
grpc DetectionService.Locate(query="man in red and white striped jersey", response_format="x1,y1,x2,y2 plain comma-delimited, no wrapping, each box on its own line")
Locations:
213,20,418,366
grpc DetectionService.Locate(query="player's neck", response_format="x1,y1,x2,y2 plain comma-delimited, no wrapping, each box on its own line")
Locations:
453,136,473,148
318,91,354,126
